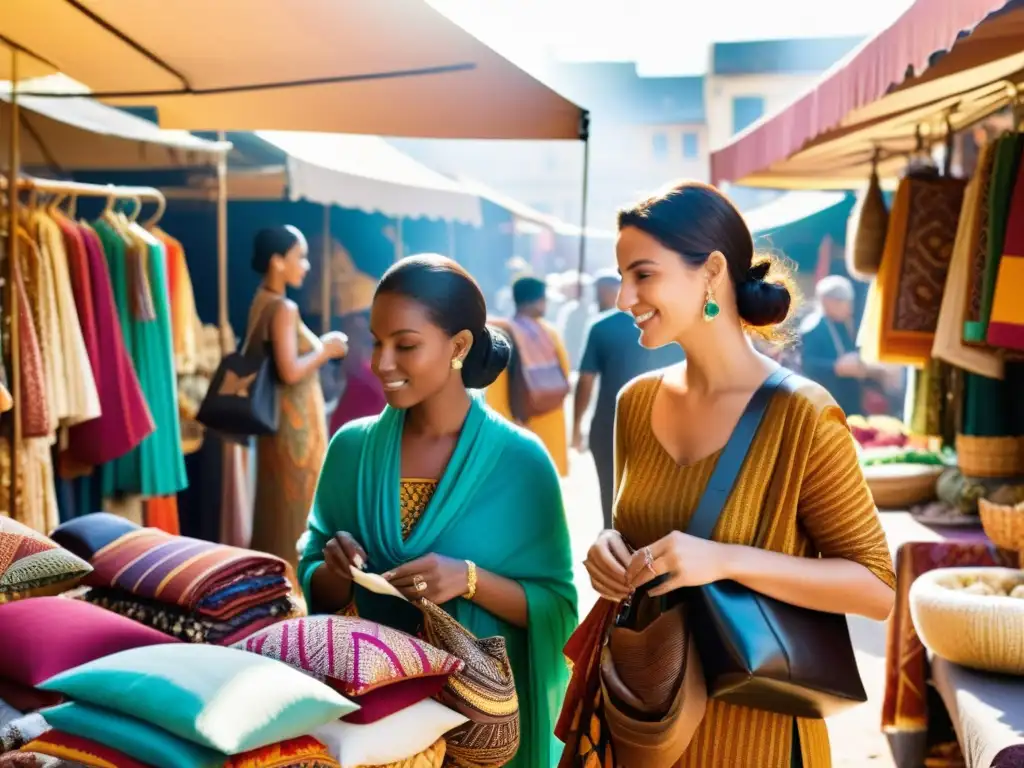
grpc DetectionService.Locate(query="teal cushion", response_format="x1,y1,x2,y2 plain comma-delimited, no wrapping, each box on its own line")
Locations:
42,702,224,768
40,644,358,753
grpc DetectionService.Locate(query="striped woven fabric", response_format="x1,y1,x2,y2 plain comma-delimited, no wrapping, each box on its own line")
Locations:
24,729,149,768
86,528,288,618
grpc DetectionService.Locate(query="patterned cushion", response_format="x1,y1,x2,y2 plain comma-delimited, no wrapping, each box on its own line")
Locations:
39,644,357,754
234,616,463,724
0,519,91,602
0,597,178,687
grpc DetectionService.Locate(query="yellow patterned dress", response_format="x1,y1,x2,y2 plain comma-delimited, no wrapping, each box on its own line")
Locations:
250,289,327,571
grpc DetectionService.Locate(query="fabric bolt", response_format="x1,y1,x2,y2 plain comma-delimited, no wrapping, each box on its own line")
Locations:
986,146,1024,350
877,175,966,366
66,224,153,468
485,318,571,477
966,134,1023,342
80,523,288,618
298,395,578,768
23,729,150,768
49,513,137,563
39,702,223,768
0,596,177,686
233,615,462,723
40,644,358,754
29,211,100,429
78,588,297,645
93,217,186,498
0,518,92,601
249,289,328,572
557,373,896,768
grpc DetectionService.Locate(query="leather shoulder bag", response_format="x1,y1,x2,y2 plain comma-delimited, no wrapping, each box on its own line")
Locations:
197,300,280,438
683,366,868,719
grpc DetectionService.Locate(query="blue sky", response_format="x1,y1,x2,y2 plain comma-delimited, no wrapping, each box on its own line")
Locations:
430,0,915,76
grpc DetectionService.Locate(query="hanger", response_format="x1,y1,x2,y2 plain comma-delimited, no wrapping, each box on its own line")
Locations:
101,189,117,218
126,196,143,224
142,194,166,229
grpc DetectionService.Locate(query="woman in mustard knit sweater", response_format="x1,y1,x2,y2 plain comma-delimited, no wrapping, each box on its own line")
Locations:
563,181,896,768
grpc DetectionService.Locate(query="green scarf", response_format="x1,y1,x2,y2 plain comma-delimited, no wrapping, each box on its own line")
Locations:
298,396,578,768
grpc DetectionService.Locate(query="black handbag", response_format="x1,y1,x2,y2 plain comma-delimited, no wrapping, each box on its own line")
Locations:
197,302,280,438
634,366,867,720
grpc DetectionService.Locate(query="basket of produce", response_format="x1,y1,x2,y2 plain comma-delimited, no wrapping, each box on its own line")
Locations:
909,567,1024,674
859,442,949,510
979,484,1024,552
956,435,1024,479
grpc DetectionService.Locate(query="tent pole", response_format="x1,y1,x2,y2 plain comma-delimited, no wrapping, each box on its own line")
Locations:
216,131,230,354
576,112,591,294
321,205,331,333
5,49,21,517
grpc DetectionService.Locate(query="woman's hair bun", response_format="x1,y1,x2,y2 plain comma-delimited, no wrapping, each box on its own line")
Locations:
734,256,793,328
461,325,511,389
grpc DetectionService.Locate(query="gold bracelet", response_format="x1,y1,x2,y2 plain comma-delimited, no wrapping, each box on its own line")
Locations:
463,560,478,601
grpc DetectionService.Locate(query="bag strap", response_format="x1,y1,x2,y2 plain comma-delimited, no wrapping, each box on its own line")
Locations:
685,366,794,541
240,295,281,356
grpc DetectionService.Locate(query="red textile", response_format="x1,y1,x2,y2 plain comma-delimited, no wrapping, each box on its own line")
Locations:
66,225,154,466
145,496,180,536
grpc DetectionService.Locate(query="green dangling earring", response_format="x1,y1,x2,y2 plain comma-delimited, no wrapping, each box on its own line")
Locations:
703,285,720,322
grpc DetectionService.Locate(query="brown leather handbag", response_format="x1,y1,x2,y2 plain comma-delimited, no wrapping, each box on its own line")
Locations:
685,367,868,720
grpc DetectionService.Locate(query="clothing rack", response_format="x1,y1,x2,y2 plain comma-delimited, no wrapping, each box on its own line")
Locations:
1,173,167,517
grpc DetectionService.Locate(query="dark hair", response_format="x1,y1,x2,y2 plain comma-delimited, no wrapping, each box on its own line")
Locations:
376,254,511,389
512,275,546,307
252,225,305,274
617,181,794,330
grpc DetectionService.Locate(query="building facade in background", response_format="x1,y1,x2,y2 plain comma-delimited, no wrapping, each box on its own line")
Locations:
391,35,863,256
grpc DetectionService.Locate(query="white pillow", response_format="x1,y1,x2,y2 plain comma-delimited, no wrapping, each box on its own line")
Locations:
311,698,467,767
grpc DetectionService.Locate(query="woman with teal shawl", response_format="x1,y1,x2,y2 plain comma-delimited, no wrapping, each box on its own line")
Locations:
298,255,578,768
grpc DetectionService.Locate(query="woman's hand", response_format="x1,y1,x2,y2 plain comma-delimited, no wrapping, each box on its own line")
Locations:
384,554,470,605
583,530,633,601
625,531,731,597
320,331,349,360
322,531,368,583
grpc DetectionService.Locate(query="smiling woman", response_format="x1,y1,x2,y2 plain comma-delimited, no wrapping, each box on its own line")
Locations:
559,181,895,768
298,254,578,768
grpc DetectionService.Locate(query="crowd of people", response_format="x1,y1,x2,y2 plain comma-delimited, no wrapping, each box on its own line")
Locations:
238,179,896,768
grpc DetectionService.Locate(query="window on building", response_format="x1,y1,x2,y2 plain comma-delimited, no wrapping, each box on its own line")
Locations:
681,132,699,159
652,132,669,160
732,96,766,134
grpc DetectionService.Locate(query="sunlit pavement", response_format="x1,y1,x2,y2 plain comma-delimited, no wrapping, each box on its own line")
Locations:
561,448,938,767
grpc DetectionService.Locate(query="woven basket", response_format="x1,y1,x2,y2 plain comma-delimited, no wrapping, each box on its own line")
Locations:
979,497,1024,551
910,567,1024,674
956,434,1024,478
845,171,889,282
863,463,943,509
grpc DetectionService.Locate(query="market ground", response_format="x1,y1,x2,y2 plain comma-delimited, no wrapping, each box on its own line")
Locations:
560,450,942,768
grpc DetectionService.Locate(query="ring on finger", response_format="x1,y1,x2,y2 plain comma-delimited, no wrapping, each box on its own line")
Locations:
415,581,428,592
643,546,656,575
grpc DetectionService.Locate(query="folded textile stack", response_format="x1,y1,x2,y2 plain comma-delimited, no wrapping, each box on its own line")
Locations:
235,616,473,767
13,644,355,767
51,513,299,644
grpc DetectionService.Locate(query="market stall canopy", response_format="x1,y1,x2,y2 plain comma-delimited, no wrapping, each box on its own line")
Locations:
456,176,615,240
744,191,849,235
0,75,229,170
251,132,482,226
711,0,1024,189
0,0,586,140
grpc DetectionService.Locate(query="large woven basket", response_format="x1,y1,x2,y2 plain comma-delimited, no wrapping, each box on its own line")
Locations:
863,463,943,509
956,435,1024,478
979,497,1024,552
910,567,1024,674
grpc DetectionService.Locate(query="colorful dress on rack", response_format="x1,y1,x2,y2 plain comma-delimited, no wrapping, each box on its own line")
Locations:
93,217,186,498
249,288,327,571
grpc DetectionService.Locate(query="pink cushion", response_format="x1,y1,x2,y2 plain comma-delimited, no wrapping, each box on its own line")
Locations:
0,596,179,686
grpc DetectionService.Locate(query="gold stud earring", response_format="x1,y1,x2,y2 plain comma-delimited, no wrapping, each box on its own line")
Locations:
451,358,463,371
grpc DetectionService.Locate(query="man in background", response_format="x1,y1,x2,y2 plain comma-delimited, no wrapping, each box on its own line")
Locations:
556,270,594,370
572,271,684,527
799,275,866,416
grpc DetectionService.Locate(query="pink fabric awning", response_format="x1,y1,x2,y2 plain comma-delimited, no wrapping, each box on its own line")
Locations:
711,0,1016,187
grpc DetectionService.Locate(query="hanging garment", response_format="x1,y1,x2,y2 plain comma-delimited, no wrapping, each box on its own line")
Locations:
986,147,1024,351
19,226,63,436
0,437,59,534
30,210,100,429
66,224,153,467
877,175,966,367
94,217,186,497
154,227,200,375
145,495,180,535
965,134,1023,343
10,239,50,439
932,141,1005,379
